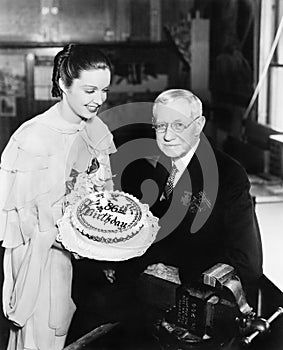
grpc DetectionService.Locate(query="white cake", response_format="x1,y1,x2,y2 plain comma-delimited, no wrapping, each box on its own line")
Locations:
57,190,160,261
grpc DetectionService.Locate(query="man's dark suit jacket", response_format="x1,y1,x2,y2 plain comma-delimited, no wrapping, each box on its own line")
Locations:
120,138,263,306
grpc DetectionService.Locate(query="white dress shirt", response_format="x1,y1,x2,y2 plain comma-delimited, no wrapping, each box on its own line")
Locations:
172,139,200,187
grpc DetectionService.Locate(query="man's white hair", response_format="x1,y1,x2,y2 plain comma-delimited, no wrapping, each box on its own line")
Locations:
152,89,203,122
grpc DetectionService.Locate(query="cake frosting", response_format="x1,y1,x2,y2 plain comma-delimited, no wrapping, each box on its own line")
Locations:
57,190,160,261
72,191,147,243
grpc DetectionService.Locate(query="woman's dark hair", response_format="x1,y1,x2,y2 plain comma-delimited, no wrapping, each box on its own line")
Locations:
51,43,112,98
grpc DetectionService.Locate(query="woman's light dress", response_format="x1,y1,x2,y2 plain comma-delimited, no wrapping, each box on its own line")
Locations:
0,103,116,350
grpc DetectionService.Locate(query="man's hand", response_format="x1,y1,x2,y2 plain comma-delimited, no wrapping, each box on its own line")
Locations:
145,263,167,274
144,263,181,284
103,269,116,283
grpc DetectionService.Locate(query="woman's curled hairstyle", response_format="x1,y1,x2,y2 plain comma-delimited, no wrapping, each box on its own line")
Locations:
51,43,112,98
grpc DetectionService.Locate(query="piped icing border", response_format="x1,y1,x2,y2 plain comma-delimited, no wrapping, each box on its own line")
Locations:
56,190,160,261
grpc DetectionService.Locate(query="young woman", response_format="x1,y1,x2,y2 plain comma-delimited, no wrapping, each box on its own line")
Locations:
0,44,115,350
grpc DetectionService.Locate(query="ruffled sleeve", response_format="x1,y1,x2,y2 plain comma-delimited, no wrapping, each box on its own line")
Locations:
84,116,116,155
0,122,66,327
0,123,57,248
83,116,117,191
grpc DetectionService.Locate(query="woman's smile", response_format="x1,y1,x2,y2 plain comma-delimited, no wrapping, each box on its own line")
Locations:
86,104,101,113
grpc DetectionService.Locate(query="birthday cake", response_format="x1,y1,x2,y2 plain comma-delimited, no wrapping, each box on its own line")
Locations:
57,190,160,261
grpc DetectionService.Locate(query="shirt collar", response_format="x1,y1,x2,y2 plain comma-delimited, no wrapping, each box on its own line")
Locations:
173,139,200,174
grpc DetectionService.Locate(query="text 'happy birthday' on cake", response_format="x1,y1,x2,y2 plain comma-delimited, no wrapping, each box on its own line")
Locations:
57,190,160,261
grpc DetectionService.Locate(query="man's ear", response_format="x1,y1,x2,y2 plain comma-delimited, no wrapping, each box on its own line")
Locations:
58,78,66,94
196,115,206,135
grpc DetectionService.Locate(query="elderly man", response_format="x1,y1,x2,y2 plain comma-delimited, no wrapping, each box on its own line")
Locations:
121,89,263,307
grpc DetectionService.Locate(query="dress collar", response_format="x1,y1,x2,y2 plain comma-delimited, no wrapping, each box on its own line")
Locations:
37,103,87,134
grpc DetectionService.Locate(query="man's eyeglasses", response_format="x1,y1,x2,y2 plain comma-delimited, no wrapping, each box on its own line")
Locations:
152,116,201,134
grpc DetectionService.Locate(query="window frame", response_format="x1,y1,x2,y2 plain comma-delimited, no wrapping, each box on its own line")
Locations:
258,0,283,132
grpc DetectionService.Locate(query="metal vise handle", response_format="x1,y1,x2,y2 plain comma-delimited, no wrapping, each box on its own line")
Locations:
242,306,283,345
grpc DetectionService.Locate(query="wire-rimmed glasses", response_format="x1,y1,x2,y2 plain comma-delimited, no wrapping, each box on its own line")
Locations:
152,116,201,133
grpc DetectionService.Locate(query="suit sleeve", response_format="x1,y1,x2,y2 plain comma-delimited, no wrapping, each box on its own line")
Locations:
120,159,149,199
222,163,263,298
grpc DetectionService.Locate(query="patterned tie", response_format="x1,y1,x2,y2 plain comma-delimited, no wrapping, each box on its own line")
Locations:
164,162,178,199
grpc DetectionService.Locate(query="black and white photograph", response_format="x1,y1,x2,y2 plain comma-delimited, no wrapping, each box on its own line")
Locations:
0,1,283,350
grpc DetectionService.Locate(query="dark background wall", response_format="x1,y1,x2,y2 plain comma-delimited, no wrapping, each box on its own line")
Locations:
0,0,262,166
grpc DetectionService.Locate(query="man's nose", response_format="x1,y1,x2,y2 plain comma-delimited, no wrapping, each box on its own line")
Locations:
163,124,175,141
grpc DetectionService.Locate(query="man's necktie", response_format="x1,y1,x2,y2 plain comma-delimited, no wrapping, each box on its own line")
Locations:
164,162,178,199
